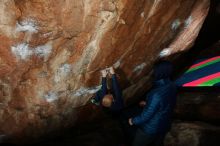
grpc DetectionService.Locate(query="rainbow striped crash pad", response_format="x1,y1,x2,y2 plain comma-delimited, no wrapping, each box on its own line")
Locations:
175,56,220,87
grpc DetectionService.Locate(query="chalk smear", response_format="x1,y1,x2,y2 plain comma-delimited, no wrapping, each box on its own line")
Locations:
54,64,72,83
141,12,145,18
171,19,181,31
43,91,58,102
16,19,38,33
11,43,32,60
184,16,193,28
42,32,53,37
113,60,121,68
11,42,53,61
133,63,147,73
159,48,171,57
34,43,52,58
72,85,101,97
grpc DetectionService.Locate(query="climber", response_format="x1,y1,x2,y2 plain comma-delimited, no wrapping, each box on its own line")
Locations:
90,67,124,112
128,60,177,146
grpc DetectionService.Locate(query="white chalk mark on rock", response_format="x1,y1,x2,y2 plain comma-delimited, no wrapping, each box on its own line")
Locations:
141,12,145,18
11,43,33,60
184,16,193,28
42,32,53,37
43,91,58,102
34,43,52,58
16,19,38,33
72,86,101,97
133,63,147,73
11,42,53,61
113,60,121,68
54,64,72,83
171,19,181,31
159,48,171,57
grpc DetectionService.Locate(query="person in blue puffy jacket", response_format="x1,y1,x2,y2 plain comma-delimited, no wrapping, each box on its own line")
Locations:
128,61,177,146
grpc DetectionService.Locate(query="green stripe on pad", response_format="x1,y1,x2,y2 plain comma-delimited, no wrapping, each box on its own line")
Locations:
198,77,220,86
186,58,220,73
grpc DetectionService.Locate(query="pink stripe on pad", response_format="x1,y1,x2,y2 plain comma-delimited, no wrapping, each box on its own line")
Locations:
183,72,220,87
189,56,220,69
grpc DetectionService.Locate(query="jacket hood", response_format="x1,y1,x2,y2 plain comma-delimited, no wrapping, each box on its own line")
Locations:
153,61,173,80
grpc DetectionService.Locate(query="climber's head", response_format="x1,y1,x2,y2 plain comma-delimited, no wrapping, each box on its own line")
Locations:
102,94,114,107
153,60,173,80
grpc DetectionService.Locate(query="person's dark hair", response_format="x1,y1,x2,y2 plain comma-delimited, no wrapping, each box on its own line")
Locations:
153,60,173,80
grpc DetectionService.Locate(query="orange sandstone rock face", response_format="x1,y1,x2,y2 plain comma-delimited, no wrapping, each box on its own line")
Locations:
0,0,209,143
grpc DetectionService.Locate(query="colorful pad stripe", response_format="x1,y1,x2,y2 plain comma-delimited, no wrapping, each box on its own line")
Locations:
178,61,220,84
187,56,220,72
183,72,220,87
199,77,220,86
175,56,220,87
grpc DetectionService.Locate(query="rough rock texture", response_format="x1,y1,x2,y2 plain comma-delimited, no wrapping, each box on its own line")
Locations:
175,89,220,125
165,121,220,146
0,0,209,143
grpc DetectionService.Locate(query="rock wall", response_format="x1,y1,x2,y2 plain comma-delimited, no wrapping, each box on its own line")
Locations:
175,89,220,125
0,0,209,143
165,121,220,146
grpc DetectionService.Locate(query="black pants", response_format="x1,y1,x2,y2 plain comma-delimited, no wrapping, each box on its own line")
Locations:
119,106,166,146
132,129,165,146
119,106,142,145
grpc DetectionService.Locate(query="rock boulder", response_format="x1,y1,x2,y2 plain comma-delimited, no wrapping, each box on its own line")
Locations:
0,0,209,143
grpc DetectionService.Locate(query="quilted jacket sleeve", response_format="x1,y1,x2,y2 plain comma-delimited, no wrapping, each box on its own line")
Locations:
132,93,161,125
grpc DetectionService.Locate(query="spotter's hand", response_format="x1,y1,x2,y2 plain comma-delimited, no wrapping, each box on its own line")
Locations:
128,118,133,126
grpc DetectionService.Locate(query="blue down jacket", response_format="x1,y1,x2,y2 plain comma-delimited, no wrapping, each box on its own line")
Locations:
132,61,177,134
132,79,176,134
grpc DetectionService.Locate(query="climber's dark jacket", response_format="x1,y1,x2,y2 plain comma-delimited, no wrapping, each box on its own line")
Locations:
93,74,124,111
132,61,177,135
